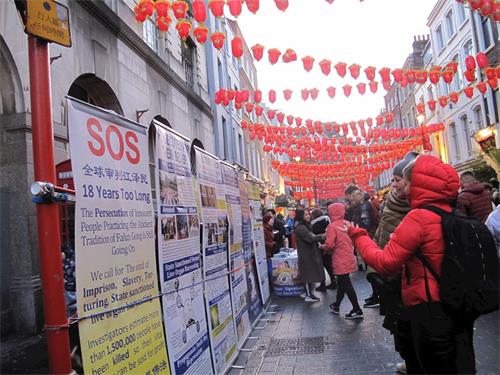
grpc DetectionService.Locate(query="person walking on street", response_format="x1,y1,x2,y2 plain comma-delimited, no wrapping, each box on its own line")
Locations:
284,211,295,247
294,209,325,302
348,155,476,374
274,213,286,250
311,208,336,292
323,203,363,319
263,213,276,259
457,171,493,223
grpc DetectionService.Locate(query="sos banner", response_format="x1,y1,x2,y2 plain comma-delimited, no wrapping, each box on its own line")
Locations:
66,98,169,374
154,124,213,375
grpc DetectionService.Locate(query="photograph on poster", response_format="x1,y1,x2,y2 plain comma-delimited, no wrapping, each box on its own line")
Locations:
174,276,202,344
188,215,200,237
161,216,177,241
159,171,179,206
200,184,217,208
206,223,217,246
209,304,220,328
176,215,189,240
217,216,228,244
273,260,299,286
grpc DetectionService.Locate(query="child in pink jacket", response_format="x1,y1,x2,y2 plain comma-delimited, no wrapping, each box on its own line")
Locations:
322,203,363,319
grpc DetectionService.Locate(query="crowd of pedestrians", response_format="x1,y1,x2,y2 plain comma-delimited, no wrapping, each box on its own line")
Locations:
266,152,499,374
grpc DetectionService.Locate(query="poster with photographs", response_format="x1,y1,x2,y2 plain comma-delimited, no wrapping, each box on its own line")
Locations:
155,125,213,375
248,182,271,306
221,163,251,344
194,148,238,375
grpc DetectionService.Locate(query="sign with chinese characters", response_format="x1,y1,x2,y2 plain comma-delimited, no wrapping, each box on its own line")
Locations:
26,0,71,47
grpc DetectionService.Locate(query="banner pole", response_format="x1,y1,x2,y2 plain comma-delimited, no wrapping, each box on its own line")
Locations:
28,35,72,374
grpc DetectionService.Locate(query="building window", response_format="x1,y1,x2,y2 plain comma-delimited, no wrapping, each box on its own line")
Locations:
445,9,456,40
449,122,460,163
181,39,196,88
222,116,228,160
231,126,237,163
217,59,224,89
451,55,461,91
441,80,450,97
473,106,484,128
143,18,159,53
411,107,417,126
435,25,444,51
238,134,244,165
456,3,467,25
480,16,494,50
461,115,472,156
427,86,434,101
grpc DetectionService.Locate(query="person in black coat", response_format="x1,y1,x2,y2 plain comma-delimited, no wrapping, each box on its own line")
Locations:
273,213,286,250
311,208,337,291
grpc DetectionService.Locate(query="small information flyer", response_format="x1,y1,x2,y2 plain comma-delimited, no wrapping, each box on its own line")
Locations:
221,163,250,344
195,149,238,374
248,182,271,305
154,125,213,375
67,98,169,375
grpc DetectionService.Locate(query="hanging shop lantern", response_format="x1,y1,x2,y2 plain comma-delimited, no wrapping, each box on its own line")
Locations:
357,83,366,95
449,92,459,104
382,81,392,91
416,70,428,84
465,55,476,71
417,103,426,114
376,115,384,126
234,90,244,104
445,61,458,74
429,71,440,84
277,112,285,123
157,15,173,32
438,96,449,108
301,89,309,101
343,85,352,97
327,86,336,99
364,66,376,81
335,62,347,78
242,89,250,101
155,0,170,17
268,48,281,65
302,56,315,72
231,36,243,58
268,90,277,103
192,0,207,22
442,70,454,84
208,0,225,17
427,100,437,111
476,52,489,69
283,89,293,101
251,44,264,61
274,0,289,11
484,67,497,80
176,19,192,40
477,81,488,95
255,105,263,116
253,89,262,103
480,0,494,16
134,0,155,21
469,0,484,11
245,102,254,113
319,59,332,76
369,81,378,93
488,78,498,90
385,112,394,124
400,76,409,88
406,69,416,84
283,48,297,63
267,110,276,119
193,25,208,43
228,0,243,17
310,88,319,100
246,0,260,13
211,32,225,49
464,70,476,83
464,86,475,98
349,64,361,79
379,67,391,82
172,0,189,19
286,115,294,125
392,69,404,83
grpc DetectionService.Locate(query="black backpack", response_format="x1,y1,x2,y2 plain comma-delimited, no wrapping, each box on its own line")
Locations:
416,206,499,320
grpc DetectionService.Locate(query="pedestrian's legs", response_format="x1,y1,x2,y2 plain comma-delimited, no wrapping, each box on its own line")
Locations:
304,282,316,297
335,274,349,307
342,273,361,311
455,319,476,374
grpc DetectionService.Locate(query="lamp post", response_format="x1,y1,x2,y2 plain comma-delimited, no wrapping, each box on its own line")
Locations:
474,126,500,174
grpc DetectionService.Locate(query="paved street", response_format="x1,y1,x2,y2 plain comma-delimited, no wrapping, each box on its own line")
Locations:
230,272,500,375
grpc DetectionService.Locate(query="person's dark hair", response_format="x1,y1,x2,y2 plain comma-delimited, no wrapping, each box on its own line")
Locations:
489,178,499,190
263,213,273,224
460,171,475,180
403,160,417,182
310,208,323,220
344,185,359,196
294,209,306,224
325,200,335,207
267,208,276,215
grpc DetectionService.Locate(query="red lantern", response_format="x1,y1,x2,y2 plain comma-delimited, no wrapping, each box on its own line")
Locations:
295,117,302,126
476,52,489,69
301,89,309,101
155,0,170,17
274,0,289,11
429,71,440,84
415,70,428,84
157,15,173,32
469,0,483,10
253,90,262,103
176,19,191,40
335,62,347,78
349,64,361,79
251,44,264,61
417,103,426,114
442,70,454,84
268,48,281,65
286,115,294,125
357,83,366,95
379,67,391,82
488,78,498,90
255,106,263,116
465,55,476,71
449,92,459,104
192,0,207,22
364,66,376,81
234,91,243,104
464,70,476,83
193,25,208,43
310,88,319,100
268,90,276,103
445,61,458,74
245,102,254,113
438,96,449,108
385,112,394,124
172,0,188,19
208,0,224,17
464,86,475,98
282,48,297,63
427,100,437,111
283,89,292,101
302,56,315,72
242,90,250,101
480,0,494,16
277,112,285,123
327,86,336,99
267,110,276,120
227,0,243,17
343,85,352,98
477,82,488,94
211,32,225,50
369,81,378,93
134,0,154,21
246,0,260,13
231,36,243,58
406,69,416,84
484,67,497,80
392,69,404,83
376,115,384,126
382,81,392,91
319,59,332,76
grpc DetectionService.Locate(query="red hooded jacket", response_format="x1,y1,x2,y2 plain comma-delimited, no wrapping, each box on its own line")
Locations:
324,203,357,276
349,155,460,307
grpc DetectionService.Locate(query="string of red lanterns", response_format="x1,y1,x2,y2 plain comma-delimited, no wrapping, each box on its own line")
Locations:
456,0,500,22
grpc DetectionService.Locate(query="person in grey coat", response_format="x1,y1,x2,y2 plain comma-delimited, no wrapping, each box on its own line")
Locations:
294,208,325,302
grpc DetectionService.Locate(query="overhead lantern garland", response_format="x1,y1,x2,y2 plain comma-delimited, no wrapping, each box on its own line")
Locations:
455,0,500,22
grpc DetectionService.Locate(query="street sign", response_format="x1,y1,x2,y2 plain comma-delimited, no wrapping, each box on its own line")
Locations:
26,0,71,47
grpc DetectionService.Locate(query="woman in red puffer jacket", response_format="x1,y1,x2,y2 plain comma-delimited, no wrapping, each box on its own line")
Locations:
348,155,476,374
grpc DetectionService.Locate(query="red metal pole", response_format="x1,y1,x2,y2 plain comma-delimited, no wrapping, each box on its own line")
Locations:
28,35,73,374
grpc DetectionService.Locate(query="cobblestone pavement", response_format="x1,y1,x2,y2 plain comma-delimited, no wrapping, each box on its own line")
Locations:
229,272,500,375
